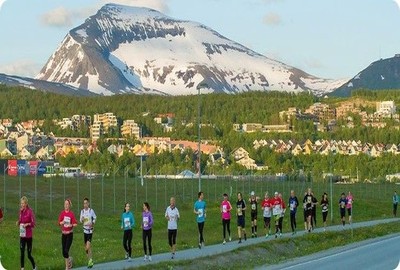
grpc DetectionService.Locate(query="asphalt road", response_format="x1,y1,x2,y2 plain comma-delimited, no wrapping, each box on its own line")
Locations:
259,234,400,270
75,218,400,270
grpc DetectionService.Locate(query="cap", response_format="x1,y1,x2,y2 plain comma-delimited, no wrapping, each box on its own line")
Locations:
250,191,255,196
274,191,278,195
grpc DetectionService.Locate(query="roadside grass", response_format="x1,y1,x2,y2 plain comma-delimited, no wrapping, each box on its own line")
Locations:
0,176,398,269
130,221,400,270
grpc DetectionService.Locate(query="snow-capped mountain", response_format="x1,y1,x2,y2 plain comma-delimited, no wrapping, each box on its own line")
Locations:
331,55,400,97
36,4,343,96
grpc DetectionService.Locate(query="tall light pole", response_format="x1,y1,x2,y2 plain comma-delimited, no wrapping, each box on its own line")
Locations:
196,82,207,192
197,85,201,192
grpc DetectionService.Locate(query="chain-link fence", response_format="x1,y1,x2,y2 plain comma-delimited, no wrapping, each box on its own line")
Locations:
1,171,398,220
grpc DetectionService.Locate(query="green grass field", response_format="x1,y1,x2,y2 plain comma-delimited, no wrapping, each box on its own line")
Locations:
0,175,397,269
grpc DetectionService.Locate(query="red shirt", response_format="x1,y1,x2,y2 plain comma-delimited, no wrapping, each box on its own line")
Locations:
58,210,78,234
270,197,284,215
18,207,35,238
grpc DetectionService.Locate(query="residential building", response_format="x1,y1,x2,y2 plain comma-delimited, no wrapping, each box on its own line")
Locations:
121,120,140,139
90,121,103,141
376,101,396,115
242,123,263,133
93,112,118,133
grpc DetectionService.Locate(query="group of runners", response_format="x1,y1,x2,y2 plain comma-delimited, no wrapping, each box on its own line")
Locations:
9,188,358,269
215,188,355,245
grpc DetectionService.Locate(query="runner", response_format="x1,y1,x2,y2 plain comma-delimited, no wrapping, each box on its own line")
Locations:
249,191,259,238
288,190,299,235
17,196,37,270
311,191,318,229
261,192,272,238
58,199,78,270
121,202,135,261
270,191,284,238
302,188,314,233
79,197,96,268
346,191,354,224
0,207,3,223
194,191,206,249
278,193,286,235
221,193,232,244
320,192,329,231
339,192,348,228
393,191,399,217
236,192,247,243
165,197,180,259
142,202,153,262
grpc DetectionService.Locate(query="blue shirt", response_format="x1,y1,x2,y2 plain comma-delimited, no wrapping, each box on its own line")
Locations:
194,200,206,223
121,211,135,230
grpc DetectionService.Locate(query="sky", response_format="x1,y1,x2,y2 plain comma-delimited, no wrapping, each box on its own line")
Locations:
0,0,399,80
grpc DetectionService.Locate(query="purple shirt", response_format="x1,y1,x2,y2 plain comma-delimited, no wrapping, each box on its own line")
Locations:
142,211,153,230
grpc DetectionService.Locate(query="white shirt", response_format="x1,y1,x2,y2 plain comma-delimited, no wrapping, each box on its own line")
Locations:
165,206,180,230
80,208,97,234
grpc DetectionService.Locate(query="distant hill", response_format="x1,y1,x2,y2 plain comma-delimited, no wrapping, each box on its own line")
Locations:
331,55,400,97
0,73,97,97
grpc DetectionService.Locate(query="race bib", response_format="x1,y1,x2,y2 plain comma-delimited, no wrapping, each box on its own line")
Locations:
19,224,26,237
83,217,90,226
143,216,149,228
251,204,256,210
272,205,281,216
237,207,243,216
124,217,131,228
222,205,227,213
63,216,71,227
290,203,295,211
198,208,204,218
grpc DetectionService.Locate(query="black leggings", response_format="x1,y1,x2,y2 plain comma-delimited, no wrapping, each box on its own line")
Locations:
198,222,205,243
123,229,132,257
61,233,73,259
168,229,177,247
142,229,152,256
222,219,231,239
20,237,35,268
290,212,297,232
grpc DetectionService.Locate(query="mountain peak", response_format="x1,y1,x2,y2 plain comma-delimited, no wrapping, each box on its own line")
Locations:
36,4,341,96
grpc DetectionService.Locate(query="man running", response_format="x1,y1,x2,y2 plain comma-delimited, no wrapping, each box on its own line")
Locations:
270,191,284,238
339,192,348,228
288,190,299,235
303,188,314,232
249,191,259,238
236,192,247,243
393,191,399,217
80,197,97,268
261,192,272,238
165,197,180,259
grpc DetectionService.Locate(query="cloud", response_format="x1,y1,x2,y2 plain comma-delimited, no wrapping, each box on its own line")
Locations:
0,0,6,11
262,12,282,26
40,7,74,27
40,6,97,28
263,0,284,4
394,0,400,10
99,0,170,13
0,60,41,77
